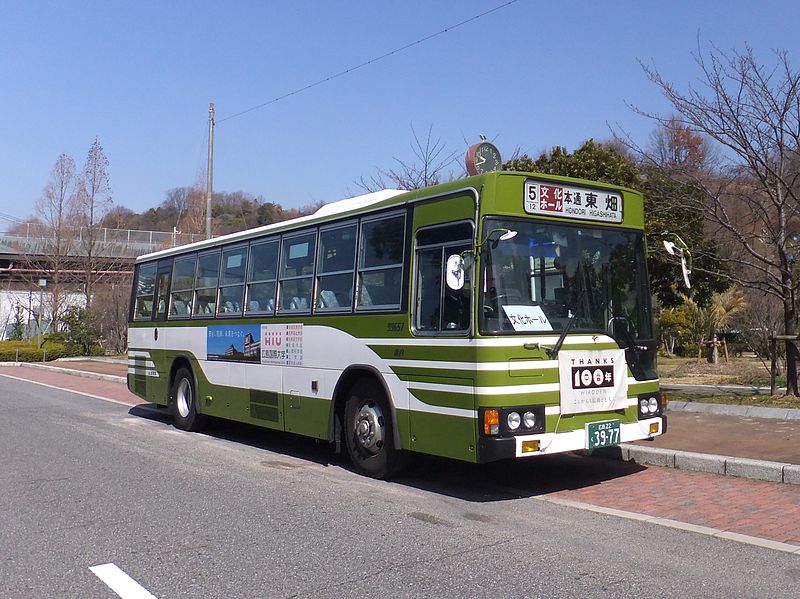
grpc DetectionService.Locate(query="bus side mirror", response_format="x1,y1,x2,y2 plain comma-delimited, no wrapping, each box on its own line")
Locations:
447,254,467,290
663,239,692,289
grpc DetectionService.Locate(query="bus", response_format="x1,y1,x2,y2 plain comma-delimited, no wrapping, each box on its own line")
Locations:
127,170,665,478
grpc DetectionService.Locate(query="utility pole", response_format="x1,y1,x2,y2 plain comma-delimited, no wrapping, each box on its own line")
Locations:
206,102,215,240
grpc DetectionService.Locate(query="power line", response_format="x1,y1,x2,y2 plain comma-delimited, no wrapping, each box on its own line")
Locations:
218,0,519,123
0,211,24,224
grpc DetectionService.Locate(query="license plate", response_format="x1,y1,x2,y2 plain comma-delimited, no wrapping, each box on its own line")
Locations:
586,420,620,449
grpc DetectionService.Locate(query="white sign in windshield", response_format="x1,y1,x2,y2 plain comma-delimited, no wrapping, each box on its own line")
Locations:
524,180,623,224
501,305,553,332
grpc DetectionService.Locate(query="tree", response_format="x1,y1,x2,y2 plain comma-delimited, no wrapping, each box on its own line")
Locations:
91,280,131,354
357,124,457,192
74,138,113,309
706,287,747,363
30,153,80,329
629,45,800,394
504,139,641,189
504,139,727,307
730,289,785,372
60,306,102,355
639,161,728,308
7,305,25,341
658,306,692,355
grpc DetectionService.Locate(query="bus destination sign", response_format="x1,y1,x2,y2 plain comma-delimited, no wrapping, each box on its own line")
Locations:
523,180,623,224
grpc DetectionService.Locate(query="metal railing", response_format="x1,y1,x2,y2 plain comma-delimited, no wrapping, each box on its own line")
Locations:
0,226,205,258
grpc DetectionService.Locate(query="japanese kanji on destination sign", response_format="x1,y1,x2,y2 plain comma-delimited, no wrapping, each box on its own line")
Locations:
523,179,623,223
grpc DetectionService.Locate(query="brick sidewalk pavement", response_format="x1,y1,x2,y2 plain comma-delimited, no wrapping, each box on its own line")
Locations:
551,465,800,547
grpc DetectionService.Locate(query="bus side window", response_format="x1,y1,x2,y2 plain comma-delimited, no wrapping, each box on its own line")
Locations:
218,246,246,317
169,256,196,319
316,222,357,312
246,239,279,315
193,250,221,318
133,263,157,321
357,213,405,311
154,268,171,322
413,221,473,334
278,231,316,313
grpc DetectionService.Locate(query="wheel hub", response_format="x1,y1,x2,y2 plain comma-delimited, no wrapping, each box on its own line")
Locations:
176,378,192,418
354,402,384,454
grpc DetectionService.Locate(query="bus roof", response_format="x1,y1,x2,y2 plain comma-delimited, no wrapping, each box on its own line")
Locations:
135,188,410,262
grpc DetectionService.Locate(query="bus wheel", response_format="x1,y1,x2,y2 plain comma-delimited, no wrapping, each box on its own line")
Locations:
344,380,404,479
171,366,205,432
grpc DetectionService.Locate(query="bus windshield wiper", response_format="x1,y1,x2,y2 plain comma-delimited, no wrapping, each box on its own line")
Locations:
607,316,647,367
546,313,578,358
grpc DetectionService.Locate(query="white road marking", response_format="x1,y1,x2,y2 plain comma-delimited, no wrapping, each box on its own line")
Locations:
89,563,157,599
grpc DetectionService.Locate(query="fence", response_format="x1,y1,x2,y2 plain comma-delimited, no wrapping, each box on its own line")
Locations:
0,225,205,258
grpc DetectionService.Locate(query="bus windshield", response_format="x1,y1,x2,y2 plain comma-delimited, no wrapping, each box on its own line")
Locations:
480,218,652,340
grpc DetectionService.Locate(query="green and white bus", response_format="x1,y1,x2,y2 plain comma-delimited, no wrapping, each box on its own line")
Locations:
128,170,665,478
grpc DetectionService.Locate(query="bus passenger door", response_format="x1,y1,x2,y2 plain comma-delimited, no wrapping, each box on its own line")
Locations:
148,260,171,400
408,212,478,463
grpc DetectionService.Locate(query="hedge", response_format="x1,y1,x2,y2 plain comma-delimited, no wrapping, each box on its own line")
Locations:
0,340,89,362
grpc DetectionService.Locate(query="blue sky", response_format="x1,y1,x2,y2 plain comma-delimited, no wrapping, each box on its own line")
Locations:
1,1,799,226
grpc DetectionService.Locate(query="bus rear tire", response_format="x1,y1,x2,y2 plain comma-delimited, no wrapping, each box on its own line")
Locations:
344,380,405,479
171,366,206,432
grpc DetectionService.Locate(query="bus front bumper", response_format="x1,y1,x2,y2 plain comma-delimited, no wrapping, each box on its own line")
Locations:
477,416,666,463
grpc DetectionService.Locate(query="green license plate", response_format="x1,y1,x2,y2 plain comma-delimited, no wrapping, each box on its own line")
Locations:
586,420,621,449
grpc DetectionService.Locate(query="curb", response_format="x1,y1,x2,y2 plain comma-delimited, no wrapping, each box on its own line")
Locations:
55,356,127,364
594,444,800,485
667,400,800,420
662,383,774,396
0,362,127,384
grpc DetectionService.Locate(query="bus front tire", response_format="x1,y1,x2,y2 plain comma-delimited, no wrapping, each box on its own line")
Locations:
171,366,205,432
344,380,404,479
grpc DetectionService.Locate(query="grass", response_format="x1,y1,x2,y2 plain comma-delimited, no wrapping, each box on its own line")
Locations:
658,354,786,386
658,354,798,408
666,392,800,410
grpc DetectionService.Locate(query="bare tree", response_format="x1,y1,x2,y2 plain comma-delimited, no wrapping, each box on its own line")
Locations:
647,116,718,172
357,124,458,192
731,288,785,372
28,154,80,329
74,138,113,309
622,45,800,394
92,279,132,354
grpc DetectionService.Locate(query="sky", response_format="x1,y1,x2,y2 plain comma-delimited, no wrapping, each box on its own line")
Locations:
1,0,799,227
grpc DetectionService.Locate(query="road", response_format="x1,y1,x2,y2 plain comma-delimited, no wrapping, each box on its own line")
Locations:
1,374,800,598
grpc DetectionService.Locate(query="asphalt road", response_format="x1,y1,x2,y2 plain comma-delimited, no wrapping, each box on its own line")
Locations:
2,376,800,598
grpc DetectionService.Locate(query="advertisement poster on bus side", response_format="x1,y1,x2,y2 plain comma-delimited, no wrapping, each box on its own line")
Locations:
557,349,627,415
260,323,303,366
207,324,261,363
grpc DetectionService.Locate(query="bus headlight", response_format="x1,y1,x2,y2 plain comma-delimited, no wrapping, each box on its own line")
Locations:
638,394,661,418
523,411,536,428
507,412,521,431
